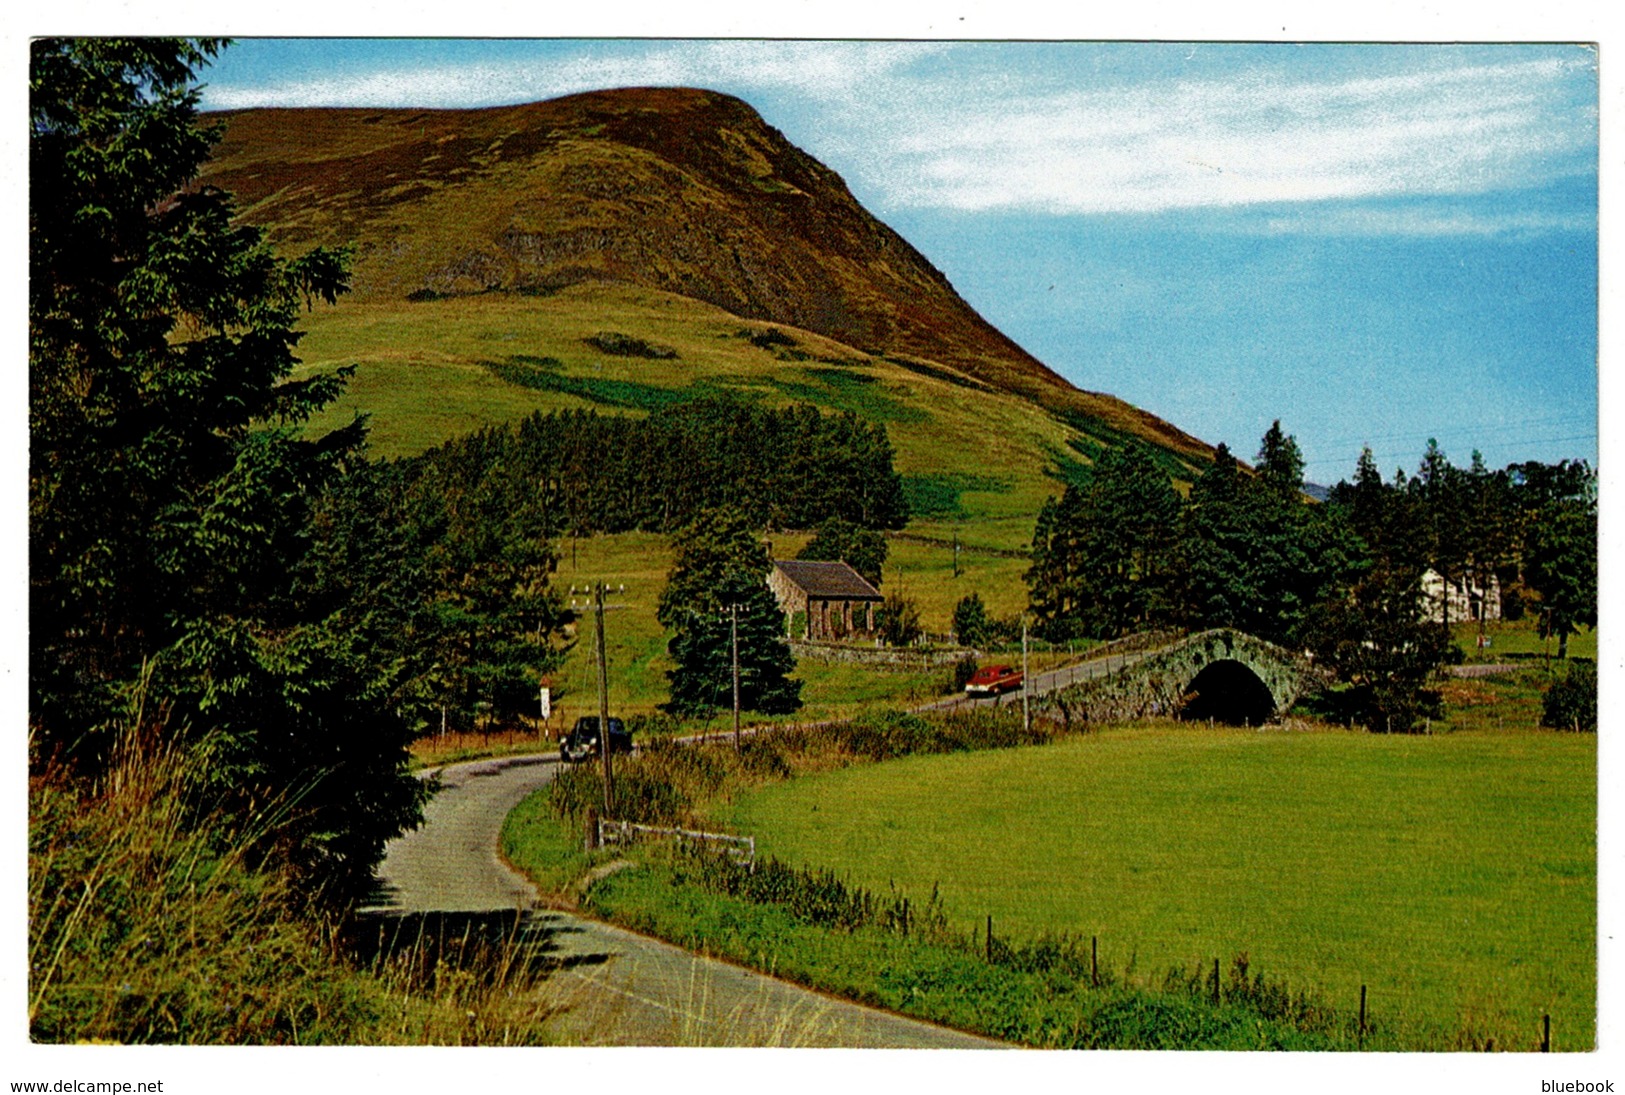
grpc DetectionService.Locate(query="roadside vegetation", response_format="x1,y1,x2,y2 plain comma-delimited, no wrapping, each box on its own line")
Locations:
30,719,559,1044
30,37,1595,1053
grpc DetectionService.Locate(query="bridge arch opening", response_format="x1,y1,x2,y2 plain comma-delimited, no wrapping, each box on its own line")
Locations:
1179,659,1277,726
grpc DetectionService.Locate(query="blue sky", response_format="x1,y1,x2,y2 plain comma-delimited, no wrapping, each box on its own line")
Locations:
199,39,1598,483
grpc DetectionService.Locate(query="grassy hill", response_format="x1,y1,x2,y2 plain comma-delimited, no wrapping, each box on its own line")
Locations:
202,87,1213,473
202,86,1225,714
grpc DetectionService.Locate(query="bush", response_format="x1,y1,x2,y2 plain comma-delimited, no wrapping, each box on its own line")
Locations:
879,591,923,647
1542,660,1597,732
953,593,991,648
584,330,678,358
549,707,1045,826
745,327,798,350
951,654,980,693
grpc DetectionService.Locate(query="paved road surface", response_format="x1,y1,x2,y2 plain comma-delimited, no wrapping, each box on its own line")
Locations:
368,753,1001,1048
368,643,1173,1044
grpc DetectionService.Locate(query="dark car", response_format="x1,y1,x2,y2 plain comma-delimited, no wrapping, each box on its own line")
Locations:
964,664,1024,696
559,716,633,763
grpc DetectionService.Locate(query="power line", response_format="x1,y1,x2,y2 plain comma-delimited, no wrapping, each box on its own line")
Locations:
1302,432,1597,470
1305,412,1596,452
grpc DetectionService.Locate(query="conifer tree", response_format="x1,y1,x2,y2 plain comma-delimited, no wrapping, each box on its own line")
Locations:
660,509,801,716
30,39,423,899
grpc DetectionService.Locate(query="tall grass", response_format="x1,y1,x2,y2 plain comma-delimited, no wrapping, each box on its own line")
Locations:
28,696,557,1044
547,707,1049,827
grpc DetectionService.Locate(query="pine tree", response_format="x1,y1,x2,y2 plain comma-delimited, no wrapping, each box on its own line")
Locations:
665,572,802,717
1025,443,1182,638
30,39,422,900
1256,420,1306,503
660,509,801,716
1525,475,1597,659
796,516,888,586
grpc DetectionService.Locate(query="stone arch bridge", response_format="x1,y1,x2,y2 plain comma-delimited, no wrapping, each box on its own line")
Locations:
1035,629,1332,727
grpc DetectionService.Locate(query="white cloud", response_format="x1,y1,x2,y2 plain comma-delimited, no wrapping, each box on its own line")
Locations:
201,41,945,111
202,43,1594,225
871,56,1595,215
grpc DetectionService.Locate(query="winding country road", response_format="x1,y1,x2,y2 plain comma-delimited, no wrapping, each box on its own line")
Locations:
366,640,1183,1045
367,753,1001,1048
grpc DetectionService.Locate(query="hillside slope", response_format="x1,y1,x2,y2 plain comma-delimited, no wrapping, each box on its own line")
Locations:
201,87,1209,462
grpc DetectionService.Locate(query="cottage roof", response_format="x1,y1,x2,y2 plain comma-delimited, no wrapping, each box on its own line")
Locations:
772,559,883,601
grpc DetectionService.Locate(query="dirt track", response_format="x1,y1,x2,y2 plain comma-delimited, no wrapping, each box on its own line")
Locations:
368,752,1001,1048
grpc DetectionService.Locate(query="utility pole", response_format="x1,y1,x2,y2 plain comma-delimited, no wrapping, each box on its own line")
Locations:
730,602,742,752
571,581,625,814
1021,616,1030,734
594,582,612,812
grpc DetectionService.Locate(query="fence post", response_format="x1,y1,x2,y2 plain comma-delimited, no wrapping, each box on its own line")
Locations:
1359,985,1367,1047
1091,935,1098,987
986,915,993,961
585,807,600,852
1212,957,1221,1005
901,897,910,938
1543,1014,1551,1052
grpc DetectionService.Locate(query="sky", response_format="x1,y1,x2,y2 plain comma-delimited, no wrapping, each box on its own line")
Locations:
196,39,1599,485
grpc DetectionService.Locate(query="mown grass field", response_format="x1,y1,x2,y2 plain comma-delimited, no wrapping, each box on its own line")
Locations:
725,725,1596,1047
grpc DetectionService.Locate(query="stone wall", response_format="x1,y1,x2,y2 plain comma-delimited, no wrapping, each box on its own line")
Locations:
788,640,974,671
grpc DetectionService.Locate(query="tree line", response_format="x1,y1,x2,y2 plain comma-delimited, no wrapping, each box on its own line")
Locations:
305,395,907,731
1025,423,1596,731
426,396,909,539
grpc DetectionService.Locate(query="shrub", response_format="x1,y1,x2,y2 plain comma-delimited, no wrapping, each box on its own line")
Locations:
953,593,991,648
1542,660,1597,732
549,707,1043,826
584,331,678,358
878,591,923,647
745,327,798,350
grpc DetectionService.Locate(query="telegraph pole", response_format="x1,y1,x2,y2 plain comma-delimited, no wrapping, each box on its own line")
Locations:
572,581,625,814
1021,616,1030,734
730,602,742,752
594,582,613,812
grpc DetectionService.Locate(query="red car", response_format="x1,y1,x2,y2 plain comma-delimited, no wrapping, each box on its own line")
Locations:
965,664,1024,695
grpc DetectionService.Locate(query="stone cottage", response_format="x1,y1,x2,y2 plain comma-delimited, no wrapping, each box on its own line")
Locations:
767,560,883,641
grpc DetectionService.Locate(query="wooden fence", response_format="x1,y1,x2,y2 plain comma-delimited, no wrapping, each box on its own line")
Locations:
594,817,757,866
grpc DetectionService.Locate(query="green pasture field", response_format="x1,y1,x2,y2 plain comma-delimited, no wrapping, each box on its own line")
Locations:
524,518,1069,725
726,725,1596,1046
287,285,1089,721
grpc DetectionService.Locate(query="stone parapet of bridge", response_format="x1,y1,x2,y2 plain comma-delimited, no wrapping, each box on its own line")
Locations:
1037,629,1332,726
